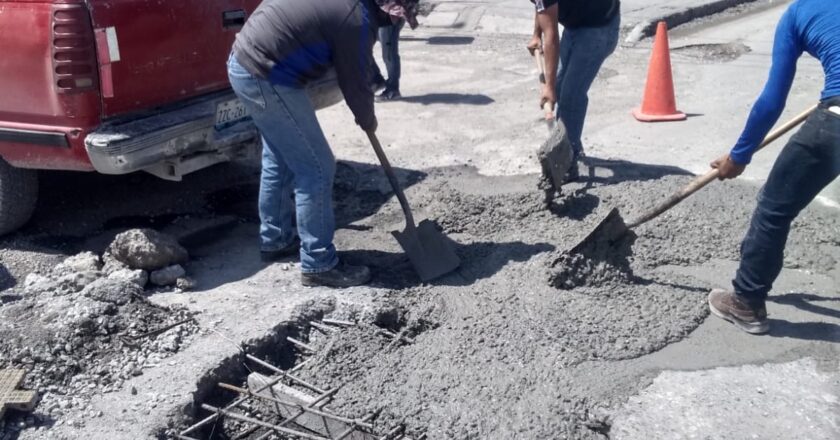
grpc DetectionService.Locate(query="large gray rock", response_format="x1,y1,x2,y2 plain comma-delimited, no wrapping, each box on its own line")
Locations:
150,265,186,287
108,229,188,271
82,278,143,306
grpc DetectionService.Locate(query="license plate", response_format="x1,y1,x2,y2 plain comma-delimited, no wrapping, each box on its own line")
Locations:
214,98,248,129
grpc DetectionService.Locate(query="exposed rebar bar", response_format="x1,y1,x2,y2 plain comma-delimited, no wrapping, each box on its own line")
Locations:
201,404,330,440
246,354,326,394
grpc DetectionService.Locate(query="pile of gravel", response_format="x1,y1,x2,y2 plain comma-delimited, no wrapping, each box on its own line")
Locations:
0,230,200,436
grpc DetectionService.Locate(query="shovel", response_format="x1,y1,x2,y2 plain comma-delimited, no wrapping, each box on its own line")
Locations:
532,49,574,196
570,104,818,251
365,130,461,281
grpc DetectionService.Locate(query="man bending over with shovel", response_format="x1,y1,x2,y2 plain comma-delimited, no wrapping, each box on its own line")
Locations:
709,0,840,334
227,0,419,288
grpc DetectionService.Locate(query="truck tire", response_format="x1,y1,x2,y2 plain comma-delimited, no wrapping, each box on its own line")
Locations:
0,158,38,236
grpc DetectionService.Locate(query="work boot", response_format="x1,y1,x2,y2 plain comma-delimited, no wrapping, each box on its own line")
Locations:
301,261,371,288
708,288,769,334
376,88,401,102
260,237,300,263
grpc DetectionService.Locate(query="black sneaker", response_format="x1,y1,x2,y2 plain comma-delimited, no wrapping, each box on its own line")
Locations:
708,288,770,334
260,237,300,262
301,261,371,288
376,89,401,102
371,75,386,93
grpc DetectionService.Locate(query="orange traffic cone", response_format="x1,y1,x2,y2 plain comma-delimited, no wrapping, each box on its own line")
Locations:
633,22,686,122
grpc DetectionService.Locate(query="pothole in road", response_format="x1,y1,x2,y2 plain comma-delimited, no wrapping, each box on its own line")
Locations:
671,42,751,62
175,302,431,440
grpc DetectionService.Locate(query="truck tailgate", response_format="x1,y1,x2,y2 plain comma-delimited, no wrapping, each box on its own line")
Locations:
87,0,259,118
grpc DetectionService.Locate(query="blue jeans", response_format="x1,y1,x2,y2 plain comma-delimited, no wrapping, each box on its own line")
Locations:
733,100,840,303
379,20,404,91
227,54,338,273
555,13,620,159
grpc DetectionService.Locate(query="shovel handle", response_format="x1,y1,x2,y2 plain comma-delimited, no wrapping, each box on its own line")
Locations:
532,51,555,122
365,130,417,230
627,104,818,229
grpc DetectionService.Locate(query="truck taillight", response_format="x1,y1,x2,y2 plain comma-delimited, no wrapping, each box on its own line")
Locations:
52,5,97,94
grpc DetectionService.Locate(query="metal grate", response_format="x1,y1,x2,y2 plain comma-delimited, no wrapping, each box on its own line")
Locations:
0,369,38,419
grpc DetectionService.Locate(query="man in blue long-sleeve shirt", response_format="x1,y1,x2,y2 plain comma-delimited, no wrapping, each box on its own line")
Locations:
708,0,840,334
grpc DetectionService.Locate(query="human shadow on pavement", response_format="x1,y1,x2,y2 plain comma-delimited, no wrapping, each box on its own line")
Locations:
401,35,475,45
341,241,555,289
770,292,840,320
580,156,694,186
400,93,494,106
767,319,840,343
206,160,427,229
190,161,429,291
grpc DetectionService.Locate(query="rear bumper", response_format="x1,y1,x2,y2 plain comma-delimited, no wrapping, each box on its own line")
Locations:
85,90,259,176
85,76,342,177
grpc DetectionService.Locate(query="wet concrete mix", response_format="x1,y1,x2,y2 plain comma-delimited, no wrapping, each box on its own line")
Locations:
287,164,840,439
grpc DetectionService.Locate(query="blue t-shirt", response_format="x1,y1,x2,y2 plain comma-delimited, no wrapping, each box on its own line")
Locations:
730,0,840,164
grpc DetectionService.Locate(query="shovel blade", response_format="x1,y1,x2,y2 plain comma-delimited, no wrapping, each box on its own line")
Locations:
569,208,632,255
392,219,460,282
538,122,574,191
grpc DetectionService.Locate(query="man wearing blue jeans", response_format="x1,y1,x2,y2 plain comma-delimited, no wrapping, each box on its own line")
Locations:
528,0,620,181
228,0,419,288
709,0,840,334
373,19,406,101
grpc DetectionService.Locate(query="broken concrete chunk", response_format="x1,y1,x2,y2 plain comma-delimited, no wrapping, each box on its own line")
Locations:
175,277,195,291
101,252,129,275
22,273,55,296
81,278,143,306
56,271,103,294
108,229,188,271
150,265,186,287
107,268,149,289
52,252,102,277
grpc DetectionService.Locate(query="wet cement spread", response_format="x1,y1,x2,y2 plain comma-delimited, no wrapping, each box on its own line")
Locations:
284,165,840,439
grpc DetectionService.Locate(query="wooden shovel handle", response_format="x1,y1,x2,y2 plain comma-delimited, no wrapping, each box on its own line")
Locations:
627,104,818,229
365,130,417,229
532,50,555,121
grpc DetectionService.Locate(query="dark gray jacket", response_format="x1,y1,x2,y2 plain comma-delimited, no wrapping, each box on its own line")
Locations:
233,0,385,129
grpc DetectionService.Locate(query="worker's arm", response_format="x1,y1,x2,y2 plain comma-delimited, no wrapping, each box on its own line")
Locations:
527,15,541,54
532,1,560,111
333,9,378,132
714,4,803,179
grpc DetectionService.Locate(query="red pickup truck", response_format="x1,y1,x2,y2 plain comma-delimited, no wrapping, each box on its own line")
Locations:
0,0,342,236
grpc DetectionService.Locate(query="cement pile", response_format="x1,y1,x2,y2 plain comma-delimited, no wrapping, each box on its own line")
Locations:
548,209,638,289
276,168,840,439
0,239,198,435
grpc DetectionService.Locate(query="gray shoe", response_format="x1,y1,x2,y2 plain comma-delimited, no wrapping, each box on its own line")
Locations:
301,261,371,288
708,288,769,334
